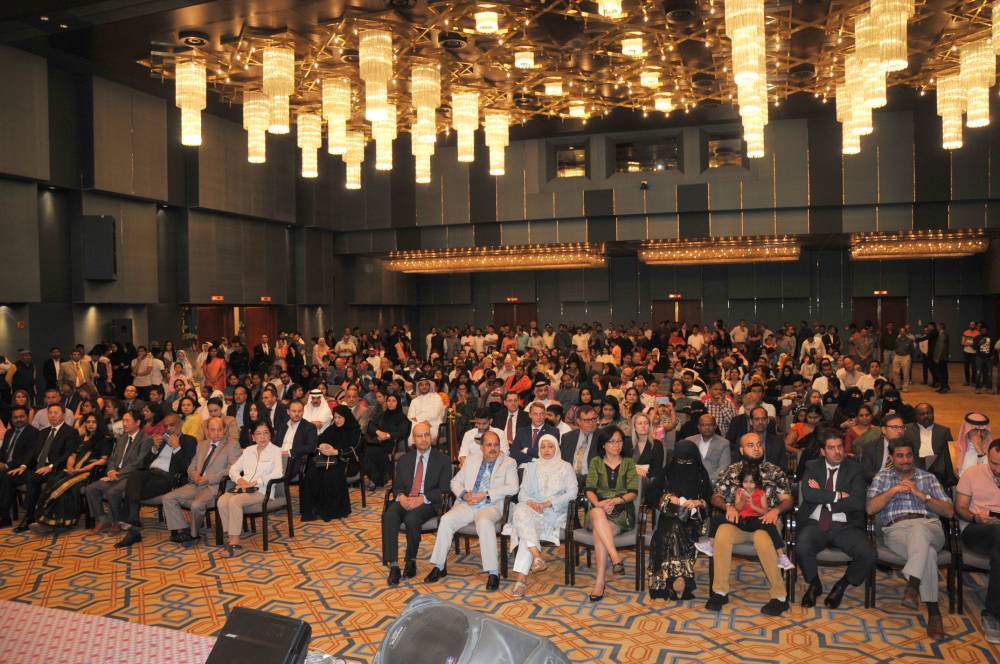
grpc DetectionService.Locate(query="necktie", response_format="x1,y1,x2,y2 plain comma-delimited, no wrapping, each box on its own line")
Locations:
818,467,835,532
531,428,540,445
118,435,134,470
506,413,514,443
409,454,425,498
574,434,589,475
37,427,57,466
5,429,21,464
200,442,219,475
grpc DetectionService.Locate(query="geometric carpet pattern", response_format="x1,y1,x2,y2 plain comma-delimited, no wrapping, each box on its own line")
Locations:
0,488,997,664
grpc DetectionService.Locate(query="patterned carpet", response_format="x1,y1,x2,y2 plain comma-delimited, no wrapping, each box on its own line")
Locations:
0,487,996,664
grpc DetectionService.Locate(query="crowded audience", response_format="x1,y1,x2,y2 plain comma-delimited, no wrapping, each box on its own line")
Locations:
0,316,998,642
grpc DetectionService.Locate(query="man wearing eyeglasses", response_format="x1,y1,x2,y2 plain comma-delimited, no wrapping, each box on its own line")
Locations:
859,413,907,484
559,405,600,478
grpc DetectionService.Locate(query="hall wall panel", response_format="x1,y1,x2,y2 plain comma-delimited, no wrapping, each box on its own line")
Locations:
951,136,990,201
875,112,915,205
843,146,877,206
439,146,471,225
415,157,443,226
498,142,526,221
771,119,809,208
77,193,159,304
807,116,843,211
91,77,167,201
0,46,49,182
0,180,41,302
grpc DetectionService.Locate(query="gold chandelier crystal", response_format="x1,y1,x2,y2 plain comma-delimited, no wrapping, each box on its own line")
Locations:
452,89,479,163
296,112,322,178
514,47,535,69
960,38,994,128
639,236,801,265
344,130,366,190
322,76,351,155
937,72,965,149
242,90,268,163
621,34,644,58
484,110,509,175
385,243,607,273
373,102,397,171
850,230,988,260
263,45,294,134
174,57,206,146
475,6,499,34
597,0,623,19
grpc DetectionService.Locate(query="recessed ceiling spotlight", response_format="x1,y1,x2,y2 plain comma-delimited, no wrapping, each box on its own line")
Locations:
40,15,49,22
59,23,68,29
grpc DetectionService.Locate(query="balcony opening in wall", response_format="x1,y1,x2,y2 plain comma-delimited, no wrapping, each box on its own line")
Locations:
707,135,746,169
555,146,588,178
614,136,681,174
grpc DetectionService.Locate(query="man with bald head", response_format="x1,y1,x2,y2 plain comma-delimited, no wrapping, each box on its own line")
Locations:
381,421,452,586
162,416,240,547
683,413,731,483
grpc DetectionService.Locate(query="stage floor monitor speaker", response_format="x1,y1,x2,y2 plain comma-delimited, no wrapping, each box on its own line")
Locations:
206,607,311,664
373,596,569,664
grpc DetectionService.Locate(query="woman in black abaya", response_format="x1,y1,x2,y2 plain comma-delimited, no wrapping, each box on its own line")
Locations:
308,405,361,520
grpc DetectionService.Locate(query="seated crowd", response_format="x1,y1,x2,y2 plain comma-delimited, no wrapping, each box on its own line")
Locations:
0,318,998,643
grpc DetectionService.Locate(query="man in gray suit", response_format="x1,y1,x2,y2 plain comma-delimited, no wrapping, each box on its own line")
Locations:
685,413,731,483
86,410,152,534
162,416,240,547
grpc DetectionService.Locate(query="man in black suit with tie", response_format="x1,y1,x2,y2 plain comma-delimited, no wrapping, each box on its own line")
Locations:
382,421,452,586
492,391,529,453
114,412,197,547
797,429,876,609
274,400,318,519
510,401,560,465
0,406,40,527
251,334,275,374
559,405,601,477
15,404,80,532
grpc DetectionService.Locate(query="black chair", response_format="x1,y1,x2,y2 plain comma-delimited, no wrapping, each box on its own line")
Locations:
706,510,794,602
213,471,294,552
380,484,442,563
565,482,643,591
451,494,515,578
866,514,958,613
955,540,990,615
344,432,367,508
786,487,874,607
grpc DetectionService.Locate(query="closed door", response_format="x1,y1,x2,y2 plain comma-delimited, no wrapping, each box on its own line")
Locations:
244,306,277,348
852,298,879,328
493,302,538,328
652,299,702,324
853,297,907,329
197,307,234,344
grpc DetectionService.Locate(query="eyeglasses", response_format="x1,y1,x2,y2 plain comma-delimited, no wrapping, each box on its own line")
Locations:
253,431,271,438
884,424,904,430
578,416,598,422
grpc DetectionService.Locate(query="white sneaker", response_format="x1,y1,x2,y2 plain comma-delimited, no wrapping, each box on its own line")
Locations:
777,553,795,571
694,540,714,557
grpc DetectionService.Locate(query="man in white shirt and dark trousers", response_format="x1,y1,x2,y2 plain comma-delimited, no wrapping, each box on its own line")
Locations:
425,431,519,591
796,429,875,609
275,401,318,520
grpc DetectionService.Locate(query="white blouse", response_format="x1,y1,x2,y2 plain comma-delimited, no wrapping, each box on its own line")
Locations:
229,444,285,497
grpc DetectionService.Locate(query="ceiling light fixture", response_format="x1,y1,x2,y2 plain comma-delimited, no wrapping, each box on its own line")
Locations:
849,229,988,260
639,236,801,265
384,243,607,273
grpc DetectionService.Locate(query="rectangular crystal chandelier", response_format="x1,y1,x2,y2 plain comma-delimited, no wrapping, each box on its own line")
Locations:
638,235,800,265
849,229,989,260
384,243,607,273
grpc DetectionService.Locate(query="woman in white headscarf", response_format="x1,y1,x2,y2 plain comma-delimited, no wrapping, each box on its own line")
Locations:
505,434,577,597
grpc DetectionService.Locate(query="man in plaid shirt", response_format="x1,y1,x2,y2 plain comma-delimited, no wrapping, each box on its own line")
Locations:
866,436,955,640
701,381,736,438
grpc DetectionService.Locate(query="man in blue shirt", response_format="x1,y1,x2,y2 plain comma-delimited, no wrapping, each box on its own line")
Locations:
866,438,954,640
425,432,519,590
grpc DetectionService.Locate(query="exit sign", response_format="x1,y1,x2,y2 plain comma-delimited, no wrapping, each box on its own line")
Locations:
873,290,888,296
668,293,682,300
259,296,272,302
210,295,225,302
505,296,519,303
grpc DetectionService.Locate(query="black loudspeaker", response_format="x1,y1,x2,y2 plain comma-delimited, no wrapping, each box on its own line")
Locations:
80,215,117,280
206,607,311,664
373,596,569,664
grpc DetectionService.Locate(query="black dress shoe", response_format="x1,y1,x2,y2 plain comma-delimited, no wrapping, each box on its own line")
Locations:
300,513,318,522
424,566,447,583
761,599,790,616
485,574,500,591
824,578,850,609
403,560,417,579
114,530,142,548
801,580,823,608
387,566,401,586
705,592,729,612
13,522,29,533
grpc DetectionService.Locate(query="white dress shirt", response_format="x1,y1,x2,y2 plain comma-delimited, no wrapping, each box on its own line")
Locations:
808,463,847,523
918,424,935,459
281,420,300,452
458,426,508,460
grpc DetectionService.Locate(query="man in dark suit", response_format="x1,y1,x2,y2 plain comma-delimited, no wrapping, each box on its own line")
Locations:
251,334,275,374
492,390,529,452
114,412,197,547
559,404,601,477
85,411,153,534
14,403,80,531
746,406,788,471
381,421,452,586
0,406,40,527
227,386,250,430
510,401,560,465
903,403,956,489
797,429,876,609
274,400,318,519
859,413,907,483
261,387,289,432
43,347,62,392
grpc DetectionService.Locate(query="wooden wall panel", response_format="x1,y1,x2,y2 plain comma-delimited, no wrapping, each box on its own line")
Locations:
0,46,49,182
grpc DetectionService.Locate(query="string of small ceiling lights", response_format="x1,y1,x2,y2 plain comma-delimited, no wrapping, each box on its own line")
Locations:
168,1,1000,189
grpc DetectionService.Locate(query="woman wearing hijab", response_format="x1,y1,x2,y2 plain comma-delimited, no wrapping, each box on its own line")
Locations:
952,412,992,477
646,440,714,600
365,393,411,489
565,386,595,427
506,434,578,597
308,405,362,520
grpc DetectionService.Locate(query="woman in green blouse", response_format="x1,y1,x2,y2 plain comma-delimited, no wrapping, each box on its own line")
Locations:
584,426,639,601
